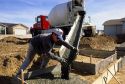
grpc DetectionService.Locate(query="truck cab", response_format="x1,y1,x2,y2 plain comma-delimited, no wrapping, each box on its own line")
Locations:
34,15,50,30
30,15,50,36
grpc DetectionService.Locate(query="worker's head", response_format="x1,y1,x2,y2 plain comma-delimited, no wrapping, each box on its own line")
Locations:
51,28,63,44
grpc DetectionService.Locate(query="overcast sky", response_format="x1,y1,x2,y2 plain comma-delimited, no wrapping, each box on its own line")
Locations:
0,0,125,30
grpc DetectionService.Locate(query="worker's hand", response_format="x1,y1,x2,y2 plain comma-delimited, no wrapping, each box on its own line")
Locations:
61,58,69,67
72,47,79,55
72,47,77,52
13,73,21,82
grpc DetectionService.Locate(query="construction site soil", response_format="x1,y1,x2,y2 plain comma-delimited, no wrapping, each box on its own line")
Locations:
0,35,116,84
79,35,116,51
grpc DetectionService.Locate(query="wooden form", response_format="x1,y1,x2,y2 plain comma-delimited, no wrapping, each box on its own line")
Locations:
72,53,117,75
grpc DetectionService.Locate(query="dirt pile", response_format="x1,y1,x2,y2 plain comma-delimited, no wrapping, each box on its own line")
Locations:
79,35,116,51
0,36,28,77
0,36,28,84
0,36,29,44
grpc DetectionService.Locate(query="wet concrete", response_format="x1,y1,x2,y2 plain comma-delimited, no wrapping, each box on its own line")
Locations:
26,73,88,84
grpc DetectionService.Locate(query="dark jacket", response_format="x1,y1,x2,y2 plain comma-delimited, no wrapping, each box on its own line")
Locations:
30,34,74,55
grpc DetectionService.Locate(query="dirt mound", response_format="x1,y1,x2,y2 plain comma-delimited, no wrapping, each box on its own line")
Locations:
0,36,28,84
79,35,116,51
0,36,29,44
0,43,27,77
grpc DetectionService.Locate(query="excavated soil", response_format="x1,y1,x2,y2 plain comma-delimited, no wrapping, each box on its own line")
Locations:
0,35,116,84
0,36,30,75
79,35,116,51
0,36,29,84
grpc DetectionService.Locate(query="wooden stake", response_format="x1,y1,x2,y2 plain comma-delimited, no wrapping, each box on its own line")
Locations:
17,77,28,84
21,69,24,84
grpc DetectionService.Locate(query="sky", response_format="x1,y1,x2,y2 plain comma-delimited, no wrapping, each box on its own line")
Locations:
0,0,125,30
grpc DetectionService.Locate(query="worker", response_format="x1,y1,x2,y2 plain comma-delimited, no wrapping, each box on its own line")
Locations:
16,28,77,79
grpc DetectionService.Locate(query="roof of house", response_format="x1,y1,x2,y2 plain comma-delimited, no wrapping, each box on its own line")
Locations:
0,23,6,27
0,22,28,29
103,17,125,26
122,18,125,22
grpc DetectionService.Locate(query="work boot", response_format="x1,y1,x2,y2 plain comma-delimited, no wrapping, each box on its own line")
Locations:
61,74,69,80
61,64,71,80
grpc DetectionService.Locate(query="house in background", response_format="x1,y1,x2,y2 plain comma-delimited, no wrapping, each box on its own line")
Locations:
0,23,7,34
103,18,125,37
0,22,29,35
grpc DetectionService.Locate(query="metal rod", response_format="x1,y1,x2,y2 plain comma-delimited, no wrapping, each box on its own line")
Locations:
107,68,121,84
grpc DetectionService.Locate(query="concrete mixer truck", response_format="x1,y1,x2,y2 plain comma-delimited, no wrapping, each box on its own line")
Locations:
30,0,84,39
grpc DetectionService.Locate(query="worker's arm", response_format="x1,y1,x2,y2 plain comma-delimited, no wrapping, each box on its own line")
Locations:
58,40,76,50
59,40,78,63
16,44,36,76
17,55,35,75
46,51,66,63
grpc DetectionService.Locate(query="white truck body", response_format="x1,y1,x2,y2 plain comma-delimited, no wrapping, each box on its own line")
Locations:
48,1,83,27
